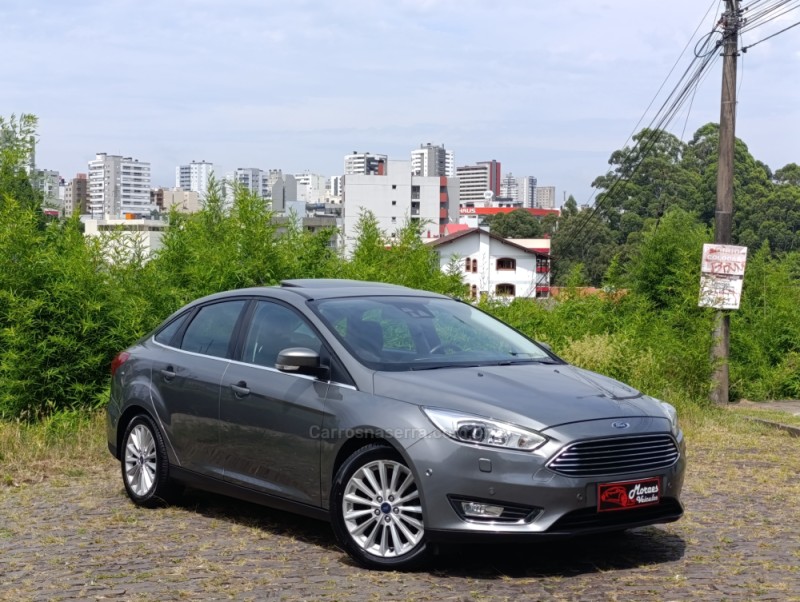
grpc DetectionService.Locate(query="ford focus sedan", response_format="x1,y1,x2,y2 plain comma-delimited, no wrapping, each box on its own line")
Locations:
107,279,685,570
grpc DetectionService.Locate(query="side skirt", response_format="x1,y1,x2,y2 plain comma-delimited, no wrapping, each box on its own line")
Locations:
170,466,330,523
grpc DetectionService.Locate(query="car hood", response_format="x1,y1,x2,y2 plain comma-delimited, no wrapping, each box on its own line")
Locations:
373,363,665,431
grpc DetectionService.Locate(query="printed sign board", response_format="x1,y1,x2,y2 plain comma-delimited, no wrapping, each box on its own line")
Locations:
698,244,748,309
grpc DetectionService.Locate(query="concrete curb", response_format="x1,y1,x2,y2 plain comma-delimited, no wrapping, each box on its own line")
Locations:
727,400,800,437
739,416,800,438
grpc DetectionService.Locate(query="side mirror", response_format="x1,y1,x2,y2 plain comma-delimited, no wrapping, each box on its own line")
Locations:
276,347,327,378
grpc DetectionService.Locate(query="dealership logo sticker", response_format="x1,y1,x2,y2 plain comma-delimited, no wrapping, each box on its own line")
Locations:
598,477,661,512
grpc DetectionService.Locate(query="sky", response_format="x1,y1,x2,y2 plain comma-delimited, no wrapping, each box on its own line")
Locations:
1,0,798,206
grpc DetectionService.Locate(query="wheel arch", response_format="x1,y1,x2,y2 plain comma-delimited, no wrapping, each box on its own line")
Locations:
328,433,427,511
115,403,154,460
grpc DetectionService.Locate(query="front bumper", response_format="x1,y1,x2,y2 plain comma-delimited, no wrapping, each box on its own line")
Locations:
406,419,686,540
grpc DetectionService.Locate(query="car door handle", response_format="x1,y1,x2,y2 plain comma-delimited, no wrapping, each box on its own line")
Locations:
160,366,176,381
230,381,250,397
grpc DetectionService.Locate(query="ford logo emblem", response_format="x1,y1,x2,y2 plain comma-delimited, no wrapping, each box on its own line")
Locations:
612,421,630,429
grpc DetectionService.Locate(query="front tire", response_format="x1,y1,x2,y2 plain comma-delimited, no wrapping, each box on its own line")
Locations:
121,414,178,507
331,443,429,570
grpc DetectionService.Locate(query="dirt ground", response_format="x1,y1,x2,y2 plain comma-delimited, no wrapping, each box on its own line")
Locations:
1,420,799,601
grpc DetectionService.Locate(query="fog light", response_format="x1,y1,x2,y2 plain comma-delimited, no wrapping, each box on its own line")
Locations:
461,501,504,518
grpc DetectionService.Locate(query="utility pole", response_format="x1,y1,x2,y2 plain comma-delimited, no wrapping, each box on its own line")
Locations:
710,0,740,405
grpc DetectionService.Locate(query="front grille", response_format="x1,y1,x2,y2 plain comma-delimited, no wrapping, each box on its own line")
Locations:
547,434,679,478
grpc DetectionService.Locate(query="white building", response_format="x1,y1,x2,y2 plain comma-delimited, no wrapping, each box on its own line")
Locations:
88,153,154,218
176,161,213,199
327,175,343,202
225,168,269,202
344,152,388,175
501,174,538,208
32,169,62,212
500,172,518,201
456,160,501,205
294,172,326,203
342,159,459,254
518,176,538,208
534,185,556,209
411,143,455,177
83,217,168,260
431,228,551,299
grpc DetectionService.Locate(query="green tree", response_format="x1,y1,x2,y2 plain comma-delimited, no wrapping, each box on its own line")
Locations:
0,201,154,419
591,128,703,232
626,207,710,309
561,195,579,218
732,244,800,399
485,209,543,238
773,163,800,186
684,122,774,236
0,113,41,211
735,185,800,253
550,204,617,286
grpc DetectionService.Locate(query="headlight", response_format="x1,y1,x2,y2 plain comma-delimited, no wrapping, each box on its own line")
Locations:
422,408,546,452
659,401,680,435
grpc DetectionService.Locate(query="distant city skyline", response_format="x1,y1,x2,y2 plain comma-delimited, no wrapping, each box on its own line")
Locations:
2,1,798,206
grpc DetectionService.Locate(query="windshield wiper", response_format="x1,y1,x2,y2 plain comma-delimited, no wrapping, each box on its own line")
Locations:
496,358,559,365
410,364,480,371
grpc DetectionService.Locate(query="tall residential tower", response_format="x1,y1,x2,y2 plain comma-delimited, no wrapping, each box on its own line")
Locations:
410,143,455,177
176,160,214,198
88,153,153,218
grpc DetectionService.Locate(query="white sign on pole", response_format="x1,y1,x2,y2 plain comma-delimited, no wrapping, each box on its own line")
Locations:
698,244,748,309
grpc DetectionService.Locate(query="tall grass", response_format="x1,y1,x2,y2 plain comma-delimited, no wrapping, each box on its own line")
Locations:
0,410,108,486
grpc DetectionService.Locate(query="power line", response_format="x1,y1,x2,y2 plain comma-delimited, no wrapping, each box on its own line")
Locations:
741,0,800,32
553,2,725,260
743,17,800,48
556,48,722,257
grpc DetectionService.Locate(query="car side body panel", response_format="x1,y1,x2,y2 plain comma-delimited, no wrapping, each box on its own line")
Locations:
218,360,329,505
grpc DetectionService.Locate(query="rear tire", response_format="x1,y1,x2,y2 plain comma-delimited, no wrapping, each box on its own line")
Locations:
331,443,429,570
121,414,179,507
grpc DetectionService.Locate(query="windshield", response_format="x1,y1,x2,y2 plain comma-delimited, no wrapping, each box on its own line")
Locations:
310,296,557,371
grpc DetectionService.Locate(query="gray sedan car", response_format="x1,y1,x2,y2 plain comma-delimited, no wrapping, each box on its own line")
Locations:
107,279,685,569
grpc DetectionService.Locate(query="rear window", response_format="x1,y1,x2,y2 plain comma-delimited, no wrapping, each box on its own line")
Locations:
154,312,189,346
180,300,246,358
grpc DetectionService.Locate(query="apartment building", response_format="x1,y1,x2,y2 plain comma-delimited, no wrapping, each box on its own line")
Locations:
224,168,270,202
155,188,201,213
294,172,326,203
456,160,501,204
410,143,455,177
342,159,459,254
344,152,388,176
534,186,556,209
500,173,538,208
32,169,62,211
87,153,153,218
64,173,89,216
175,160,213,198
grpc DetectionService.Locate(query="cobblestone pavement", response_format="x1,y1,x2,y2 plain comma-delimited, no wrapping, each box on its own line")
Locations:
2,424,800,601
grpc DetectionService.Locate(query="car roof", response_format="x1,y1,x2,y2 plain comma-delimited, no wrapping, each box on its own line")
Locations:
180,280,449,308
278,279,448,300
